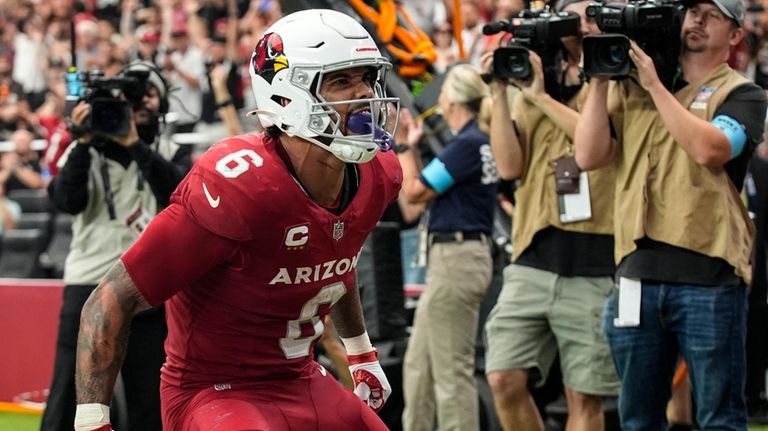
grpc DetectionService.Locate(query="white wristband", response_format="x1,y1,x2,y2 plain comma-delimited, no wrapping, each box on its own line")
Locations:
340,331,374,355
74,403,110,431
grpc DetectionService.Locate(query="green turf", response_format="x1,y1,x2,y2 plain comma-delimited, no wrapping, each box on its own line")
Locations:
0,412,41,431
0,412,767,431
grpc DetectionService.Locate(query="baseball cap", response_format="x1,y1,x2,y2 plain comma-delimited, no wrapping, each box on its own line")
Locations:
137,26,160,44
170,23,188,37
682,0,745,26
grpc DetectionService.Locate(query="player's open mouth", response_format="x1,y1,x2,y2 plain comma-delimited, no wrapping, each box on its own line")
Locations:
346,108,373,136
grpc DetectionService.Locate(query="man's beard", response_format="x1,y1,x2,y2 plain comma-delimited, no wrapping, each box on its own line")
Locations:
682,30,707,53
137,113,160,144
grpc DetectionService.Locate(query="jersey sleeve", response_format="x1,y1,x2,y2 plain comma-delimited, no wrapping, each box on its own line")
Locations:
122,203,239,306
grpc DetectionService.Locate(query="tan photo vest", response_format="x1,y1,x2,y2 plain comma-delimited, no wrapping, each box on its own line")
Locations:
511,84,616,261
613,64,754,283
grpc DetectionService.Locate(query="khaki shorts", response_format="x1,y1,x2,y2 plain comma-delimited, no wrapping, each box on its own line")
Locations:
484,264,619,396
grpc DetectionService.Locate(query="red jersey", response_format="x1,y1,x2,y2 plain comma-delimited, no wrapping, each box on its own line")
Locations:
122,134,401,389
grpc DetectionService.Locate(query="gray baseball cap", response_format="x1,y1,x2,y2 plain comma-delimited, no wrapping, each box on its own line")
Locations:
683,0,745,26
555,0,590,12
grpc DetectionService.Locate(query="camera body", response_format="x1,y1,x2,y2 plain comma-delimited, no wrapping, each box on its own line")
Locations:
485,10,580,80
70,69,151,138
583,0,684,80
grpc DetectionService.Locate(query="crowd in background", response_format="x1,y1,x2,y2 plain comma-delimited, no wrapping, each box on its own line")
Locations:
2,0,768,182
2,0,768,430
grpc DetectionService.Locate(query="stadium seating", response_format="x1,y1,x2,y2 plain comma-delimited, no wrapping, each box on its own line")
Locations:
16,212,53,250
7,189,53,214
39,213,72,279
0,228,48,278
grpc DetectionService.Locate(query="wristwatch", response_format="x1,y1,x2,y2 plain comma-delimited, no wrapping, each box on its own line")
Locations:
394,143,411,154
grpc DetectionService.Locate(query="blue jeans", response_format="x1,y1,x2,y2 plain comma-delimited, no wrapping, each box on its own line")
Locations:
603,282,748,431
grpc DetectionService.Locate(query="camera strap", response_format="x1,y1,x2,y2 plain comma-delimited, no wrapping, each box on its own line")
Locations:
98,152,117,221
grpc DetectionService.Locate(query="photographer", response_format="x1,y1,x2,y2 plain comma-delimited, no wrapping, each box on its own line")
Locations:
41,61,191,431
482,1,619,430
574,0,768,429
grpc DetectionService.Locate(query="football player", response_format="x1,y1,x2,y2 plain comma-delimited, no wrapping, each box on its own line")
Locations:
73,9,402,431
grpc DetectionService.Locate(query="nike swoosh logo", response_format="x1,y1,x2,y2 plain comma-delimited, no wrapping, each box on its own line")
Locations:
202,182,220,208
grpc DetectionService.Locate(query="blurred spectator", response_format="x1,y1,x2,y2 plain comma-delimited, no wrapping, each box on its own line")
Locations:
50,0,75,22
431,22,457,73
239,0,283,40
208,63,242,136
460,0,488,67
133,25,162,63
200,0,244,124
201,35,242,123
13,14,48,110
1,129,45,193
0,183,21,235
135,4,161,28
160,24,206,132
96,17,118,43
197,0,230,36
0,49,26,140
483,0,524,52
401,0,448,35
45,21,73,67
491,0,523,20
75,18,100,71
34,63,71,177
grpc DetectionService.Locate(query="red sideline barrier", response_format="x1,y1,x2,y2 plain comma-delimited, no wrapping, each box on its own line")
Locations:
0,279,63,402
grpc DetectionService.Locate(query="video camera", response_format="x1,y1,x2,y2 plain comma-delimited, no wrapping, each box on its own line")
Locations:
583,0,684,81
484,9,580,80
483,9,580,100
66,68,151,138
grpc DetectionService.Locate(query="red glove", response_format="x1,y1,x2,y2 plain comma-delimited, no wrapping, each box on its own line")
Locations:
347,349,391,413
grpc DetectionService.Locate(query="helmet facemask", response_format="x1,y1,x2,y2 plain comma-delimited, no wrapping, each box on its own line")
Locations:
288,61,399,163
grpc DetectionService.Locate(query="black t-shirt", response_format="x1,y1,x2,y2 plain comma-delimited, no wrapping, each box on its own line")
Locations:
515,226,616,277
617,81,768,285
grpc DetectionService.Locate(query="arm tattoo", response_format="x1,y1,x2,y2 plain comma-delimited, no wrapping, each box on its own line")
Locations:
76,260,152,404
330,271,367,339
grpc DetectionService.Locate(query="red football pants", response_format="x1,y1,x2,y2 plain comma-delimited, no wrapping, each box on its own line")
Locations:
160,364,388,431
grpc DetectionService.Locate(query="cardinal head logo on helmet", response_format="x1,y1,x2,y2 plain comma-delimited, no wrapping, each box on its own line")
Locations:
252,32,288,84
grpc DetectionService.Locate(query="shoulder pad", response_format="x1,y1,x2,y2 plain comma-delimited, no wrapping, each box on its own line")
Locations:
171,134,279,241
372,150,402,205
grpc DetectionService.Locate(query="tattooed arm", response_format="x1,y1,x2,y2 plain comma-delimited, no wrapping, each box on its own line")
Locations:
331,270,392,412
330,270,367,340
76,260,152,405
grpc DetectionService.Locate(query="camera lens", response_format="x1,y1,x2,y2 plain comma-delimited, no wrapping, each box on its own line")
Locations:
507,52,528,76
599,43,628,68
493,46,531,80
583,34,630,77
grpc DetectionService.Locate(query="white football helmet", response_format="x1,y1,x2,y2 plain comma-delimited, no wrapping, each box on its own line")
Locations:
248,9,399,163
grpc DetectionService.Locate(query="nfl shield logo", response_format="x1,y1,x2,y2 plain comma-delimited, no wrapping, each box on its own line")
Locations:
332,220,344,241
